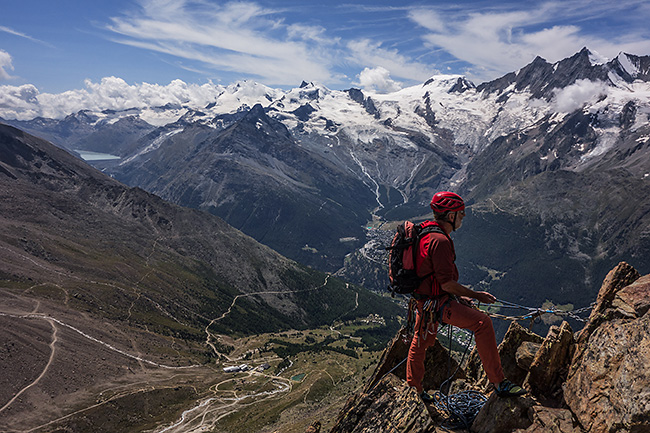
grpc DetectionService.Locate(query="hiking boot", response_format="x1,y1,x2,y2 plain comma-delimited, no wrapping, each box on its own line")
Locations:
495,379,526,397
420,390,435,403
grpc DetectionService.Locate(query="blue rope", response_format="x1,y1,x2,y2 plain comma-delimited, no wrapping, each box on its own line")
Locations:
431,324,487,430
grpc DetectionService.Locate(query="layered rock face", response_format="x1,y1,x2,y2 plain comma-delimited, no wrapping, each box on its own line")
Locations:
329,262,650,433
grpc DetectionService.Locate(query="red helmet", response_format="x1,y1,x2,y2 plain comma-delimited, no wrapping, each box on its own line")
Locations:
430,191,465,213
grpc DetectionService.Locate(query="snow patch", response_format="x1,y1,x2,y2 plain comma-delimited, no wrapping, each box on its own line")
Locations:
581,126,619,162
120,128,184,165
617,53,640,78
588,51,609,66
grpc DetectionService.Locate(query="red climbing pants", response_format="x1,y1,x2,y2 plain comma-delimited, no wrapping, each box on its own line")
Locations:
406,298,505,392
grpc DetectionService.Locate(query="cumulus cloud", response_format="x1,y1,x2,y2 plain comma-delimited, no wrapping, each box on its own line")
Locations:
552,79,609,112
356,67,402,93
0,78,228,120
0,50,14,80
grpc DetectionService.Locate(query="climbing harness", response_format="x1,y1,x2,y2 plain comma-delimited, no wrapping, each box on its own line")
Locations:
404,295,454,345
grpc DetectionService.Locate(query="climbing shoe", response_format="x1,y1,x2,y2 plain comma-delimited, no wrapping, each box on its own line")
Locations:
495,379,527,397
420,390,435,403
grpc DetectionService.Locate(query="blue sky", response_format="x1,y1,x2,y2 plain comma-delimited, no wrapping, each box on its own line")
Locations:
1,0,650,96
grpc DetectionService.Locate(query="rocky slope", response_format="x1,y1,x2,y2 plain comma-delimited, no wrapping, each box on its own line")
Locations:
329,262,649,432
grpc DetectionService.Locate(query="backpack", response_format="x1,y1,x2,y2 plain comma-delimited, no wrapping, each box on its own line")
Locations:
386,221,444,296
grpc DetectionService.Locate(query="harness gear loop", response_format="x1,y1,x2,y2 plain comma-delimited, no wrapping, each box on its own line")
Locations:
413,295,453,343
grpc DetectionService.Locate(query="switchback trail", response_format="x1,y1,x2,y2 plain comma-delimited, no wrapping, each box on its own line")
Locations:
205,274,333,359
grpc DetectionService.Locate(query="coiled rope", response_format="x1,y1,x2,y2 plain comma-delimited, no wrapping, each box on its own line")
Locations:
431,324,486,431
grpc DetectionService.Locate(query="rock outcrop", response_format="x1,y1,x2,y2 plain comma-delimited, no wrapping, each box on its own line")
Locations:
564,267,650,433
329,262,650,433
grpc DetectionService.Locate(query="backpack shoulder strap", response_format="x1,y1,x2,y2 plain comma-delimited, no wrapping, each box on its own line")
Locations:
420,224,455,262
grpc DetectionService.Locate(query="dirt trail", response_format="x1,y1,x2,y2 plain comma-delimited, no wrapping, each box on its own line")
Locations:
0,318,57,414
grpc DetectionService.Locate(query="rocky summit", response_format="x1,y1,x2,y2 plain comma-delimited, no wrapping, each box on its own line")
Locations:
329,262,650,433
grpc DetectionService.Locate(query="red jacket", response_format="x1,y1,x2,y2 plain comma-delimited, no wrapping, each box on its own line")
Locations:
414,221,458,297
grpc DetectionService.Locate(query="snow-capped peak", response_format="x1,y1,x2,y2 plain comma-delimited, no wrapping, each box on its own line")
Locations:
216,80,283,111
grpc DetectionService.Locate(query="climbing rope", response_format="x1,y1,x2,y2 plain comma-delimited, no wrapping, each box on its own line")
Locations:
483,298,595,326
424,298,596,430
431,324,487,431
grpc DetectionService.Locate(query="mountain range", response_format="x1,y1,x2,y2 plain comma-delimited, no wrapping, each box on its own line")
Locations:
3,47,650,315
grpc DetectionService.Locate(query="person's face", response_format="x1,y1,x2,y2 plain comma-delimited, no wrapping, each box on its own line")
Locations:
453,210,465,230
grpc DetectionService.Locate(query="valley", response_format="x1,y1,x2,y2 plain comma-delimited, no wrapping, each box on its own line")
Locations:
0,283,393,433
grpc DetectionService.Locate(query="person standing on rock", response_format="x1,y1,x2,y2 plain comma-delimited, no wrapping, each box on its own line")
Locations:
406,191,526,400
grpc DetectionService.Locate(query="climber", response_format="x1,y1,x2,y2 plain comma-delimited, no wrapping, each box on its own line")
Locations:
406,191,526,400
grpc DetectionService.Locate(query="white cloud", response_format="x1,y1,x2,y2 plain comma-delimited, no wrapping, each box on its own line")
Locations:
356,67,402,93
106,0,337,86
0,50,14,80
0,84,40,120
0,78,228,120
552,79,609,112
346,39,436,83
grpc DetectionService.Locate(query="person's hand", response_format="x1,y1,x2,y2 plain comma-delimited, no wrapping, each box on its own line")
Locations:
474,291,496,304
459,296,475,307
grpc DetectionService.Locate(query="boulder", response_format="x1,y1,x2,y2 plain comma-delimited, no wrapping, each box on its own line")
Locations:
466,321,543,389
565,266,650,433
611,274,650,319
514,406,585,433
525,321,574,404
471,392,536,433
516,341,541,370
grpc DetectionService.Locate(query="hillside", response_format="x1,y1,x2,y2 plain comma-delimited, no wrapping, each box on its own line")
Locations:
0,124,403,432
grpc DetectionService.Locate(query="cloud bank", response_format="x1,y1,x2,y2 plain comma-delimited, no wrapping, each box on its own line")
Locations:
0,77,227,120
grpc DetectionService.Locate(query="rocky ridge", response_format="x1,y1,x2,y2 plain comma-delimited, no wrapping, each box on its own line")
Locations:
329,262,650,433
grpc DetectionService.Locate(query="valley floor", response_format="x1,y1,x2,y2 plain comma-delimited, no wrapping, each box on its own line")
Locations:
0,285,388,433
